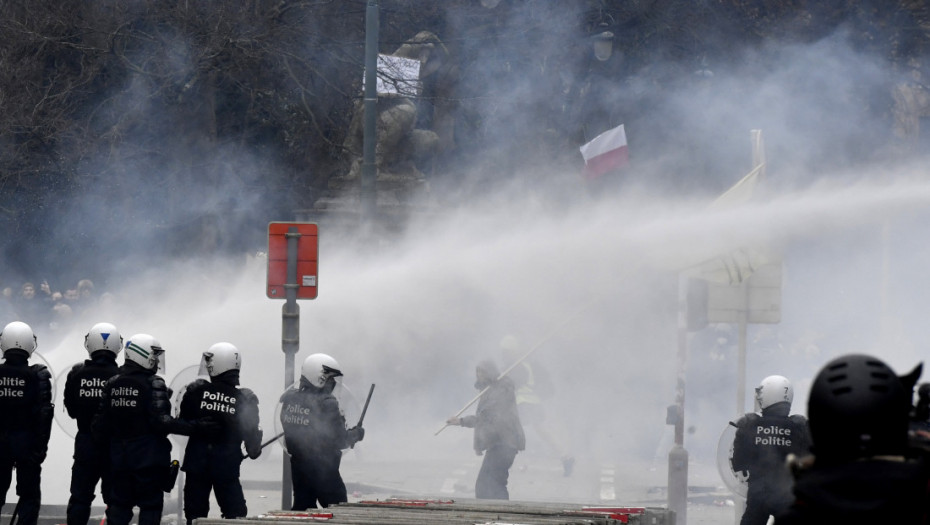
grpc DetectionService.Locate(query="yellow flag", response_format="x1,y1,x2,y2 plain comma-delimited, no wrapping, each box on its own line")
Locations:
697,130,771,284
709,163,762,210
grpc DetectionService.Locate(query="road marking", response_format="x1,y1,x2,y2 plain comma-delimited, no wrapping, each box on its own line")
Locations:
439,478,457,494
440,468,468,494
599,467,615,501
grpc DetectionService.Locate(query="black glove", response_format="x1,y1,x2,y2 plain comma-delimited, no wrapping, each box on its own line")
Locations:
245,428,264,459
163,460,180,492
347,425,365,447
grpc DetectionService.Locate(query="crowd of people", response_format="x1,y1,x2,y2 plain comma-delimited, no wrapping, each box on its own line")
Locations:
0,320,365,525
0,278,106,338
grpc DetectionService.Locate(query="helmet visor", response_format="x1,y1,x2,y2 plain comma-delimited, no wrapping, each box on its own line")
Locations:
198,352,213,377
153,347,166,374
322,364,343,380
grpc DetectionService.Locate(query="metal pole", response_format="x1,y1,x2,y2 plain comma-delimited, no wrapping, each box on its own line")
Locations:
362,0,379,222
735,282,750,525
880,219,890,341
740,129,762,416
668,274,689,525
281,226,301,510
737,315,748,415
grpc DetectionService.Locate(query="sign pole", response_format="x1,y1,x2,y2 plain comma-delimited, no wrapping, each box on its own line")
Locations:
668,273,689,525
362,0,379,222
266,221,318,510
281,226,301,510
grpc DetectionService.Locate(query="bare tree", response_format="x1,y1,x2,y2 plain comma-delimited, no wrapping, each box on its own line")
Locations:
0,0,927,279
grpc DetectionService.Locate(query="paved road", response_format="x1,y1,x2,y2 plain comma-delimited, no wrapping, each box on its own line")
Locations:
229,448,741,525
19,433,740,525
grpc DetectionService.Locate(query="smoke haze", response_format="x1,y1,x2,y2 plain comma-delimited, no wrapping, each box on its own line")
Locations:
37,170,930,503
9,2,930,508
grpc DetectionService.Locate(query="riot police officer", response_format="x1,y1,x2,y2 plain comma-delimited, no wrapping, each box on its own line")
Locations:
64,322,122,525
178,342,262,524
279,353,364,509
731,375,811,525
0,321,53,525
92,333,213,525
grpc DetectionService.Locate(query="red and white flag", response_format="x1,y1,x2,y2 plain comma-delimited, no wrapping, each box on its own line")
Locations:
579,124,629,179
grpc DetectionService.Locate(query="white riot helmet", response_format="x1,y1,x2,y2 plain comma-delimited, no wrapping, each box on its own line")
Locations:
84,322,122,356
0,321,37,355
755,375,793,411
300,353,343,388
199,342,241,378
124,333,165,372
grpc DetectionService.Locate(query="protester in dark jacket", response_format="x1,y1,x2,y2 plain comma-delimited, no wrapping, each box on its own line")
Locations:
0,322,53,525
178,342,262,524
447,359,526,500
64,323,122,525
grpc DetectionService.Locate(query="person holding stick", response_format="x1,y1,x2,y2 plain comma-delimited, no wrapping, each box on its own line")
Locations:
731,375,811,525
446,359,525,500
177,342,262,524
279,353,365,509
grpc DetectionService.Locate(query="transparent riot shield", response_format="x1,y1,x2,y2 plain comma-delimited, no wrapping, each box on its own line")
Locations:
53,365,76,438
716,421,749,500
169,364,207,452
273,380,362,455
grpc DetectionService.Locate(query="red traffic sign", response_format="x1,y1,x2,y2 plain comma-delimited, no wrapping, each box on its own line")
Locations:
266,222,318,300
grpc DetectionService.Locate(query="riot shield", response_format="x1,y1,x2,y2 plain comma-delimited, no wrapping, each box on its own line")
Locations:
716,421,749,499
273,380,361,455
169,364,207,453
53,365,76,438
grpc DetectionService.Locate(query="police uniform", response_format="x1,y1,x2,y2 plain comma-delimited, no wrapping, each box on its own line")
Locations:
0,350,53,525
92,360,200,525
280,382,360,509
731,404,811,525
64,351,119,525
178,372,262,524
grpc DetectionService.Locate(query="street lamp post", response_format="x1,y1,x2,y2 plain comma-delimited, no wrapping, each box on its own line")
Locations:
362,0,379,223
592,25,614,62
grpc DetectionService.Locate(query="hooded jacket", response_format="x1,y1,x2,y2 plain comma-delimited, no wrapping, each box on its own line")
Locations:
459,361,525,453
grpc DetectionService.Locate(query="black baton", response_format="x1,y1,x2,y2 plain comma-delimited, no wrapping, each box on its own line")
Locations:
241,431,285,460
357,383,375,427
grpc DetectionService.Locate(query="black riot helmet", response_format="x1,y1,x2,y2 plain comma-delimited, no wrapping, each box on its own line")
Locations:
808,354,915,463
